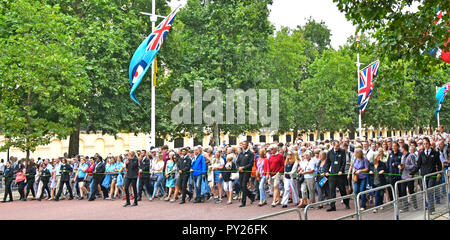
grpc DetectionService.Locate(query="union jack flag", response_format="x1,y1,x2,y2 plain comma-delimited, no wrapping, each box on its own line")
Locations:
129,6,180,105
358,60,380,114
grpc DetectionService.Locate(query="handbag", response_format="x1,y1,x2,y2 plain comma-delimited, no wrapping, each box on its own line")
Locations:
297,174,305,185
101,174,111,188
151,174,158,182
201,176,211,195
231,172,239,180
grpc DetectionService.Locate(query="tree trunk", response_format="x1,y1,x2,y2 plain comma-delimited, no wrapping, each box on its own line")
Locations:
68,123,81,158
293,127,298,143
213,123,220,146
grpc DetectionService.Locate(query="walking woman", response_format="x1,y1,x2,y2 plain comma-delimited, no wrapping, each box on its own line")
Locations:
151,154,165,200
210,150,225,203
281,150,300,208
15,160,26,201
298,151,315,208
164,152,176,201
2,161,14,203
257,149,269,206
38,162,51,201
106,157,118,200
315,151,329,209
25,159,37,200
369,149,386,212
85,157,95,199
170,153,181,202
115,155,125,199
75,157,88,200
353,148,370,210
222,155,237,205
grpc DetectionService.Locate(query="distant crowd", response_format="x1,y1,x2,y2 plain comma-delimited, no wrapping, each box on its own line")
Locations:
1,126,448,212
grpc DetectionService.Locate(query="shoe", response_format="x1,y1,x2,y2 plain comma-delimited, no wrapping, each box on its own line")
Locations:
288,199,292,203
193,199,201,203
345,204,351,209
227,201,232,205
68,197,73,200
130,195,134,200
132,202,138,206
123,203,130,207
53,198,59,201
88,198,94,201
149,197,154,201
239,203,246,207
179,201,185,204
1,200,6,203
164,197,170,201
21,198,27,201
170,199,175,202
326,208,336,212
360,207,365,211
77,197,83,200
136,197,141,201
271,203,277,207
282,205,288,208
373,209,378,213
37,198,41,201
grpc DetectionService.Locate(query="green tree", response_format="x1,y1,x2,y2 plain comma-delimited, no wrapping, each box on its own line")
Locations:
0,0,90,162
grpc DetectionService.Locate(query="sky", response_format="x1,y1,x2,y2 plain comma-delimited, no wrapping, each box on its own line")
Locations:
168,0,357,49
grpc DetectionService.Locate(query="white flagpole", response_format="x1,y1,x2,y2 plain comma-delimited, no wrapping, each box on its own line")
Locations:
356,35,362,138
436,86,440,128
150,0,156,147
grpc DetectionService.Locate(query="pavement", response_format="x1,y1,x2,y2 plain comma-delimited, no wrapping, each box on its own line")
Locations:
0,185,447,220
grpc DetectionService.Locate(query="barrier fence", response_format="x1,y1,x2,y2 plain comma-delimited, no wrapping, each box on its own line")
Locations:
250,171,450,220
394,177,426,220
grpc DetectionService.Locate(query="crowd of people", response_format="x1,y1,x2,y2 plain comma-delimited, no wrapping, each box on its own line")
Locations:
1,126,448,212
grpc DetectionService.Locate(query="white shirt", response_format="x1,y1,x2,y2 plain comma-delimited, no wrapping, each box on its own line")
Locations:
300,160,315,179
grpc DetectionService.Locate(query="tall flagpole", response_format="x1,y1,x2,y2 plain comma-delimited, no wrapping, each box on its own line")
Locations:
356,35,362,138
150,0,156,147
436,86,441,128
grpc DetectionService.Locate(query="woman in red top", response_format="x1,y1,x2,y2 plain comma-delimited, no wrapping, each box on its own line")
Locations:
266,145,285,207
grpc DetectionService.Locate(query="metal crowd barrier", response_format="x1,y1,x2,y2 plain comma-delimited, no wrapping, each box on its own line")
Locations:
394,177,427,220
423,171,449,220
356,184,398,220
304,193,357,220
249,208,302,220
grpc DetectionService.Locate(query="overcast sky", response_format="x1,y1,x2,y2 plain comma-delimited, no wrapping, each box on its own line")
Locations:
168,0,357,49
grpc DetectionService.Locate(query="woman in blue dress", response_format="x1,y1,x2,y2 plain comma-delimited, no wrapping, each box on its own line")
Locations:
164,152,176,201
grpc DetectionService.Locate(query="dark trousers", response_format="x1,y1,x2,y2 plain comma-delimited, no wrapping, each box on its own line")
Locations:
56,180,73,199
74,177,80,197
3,180,13,201
426,177,437,212
239,172,254,205
179,174,191,202
124,177,138,204
388,177,399,201
328,176,349,209
25,177,36,198
399,181,418,210
39,180,51,199
138,177,151,198
90,176,107,200
17,181,26,199
373,184,385,206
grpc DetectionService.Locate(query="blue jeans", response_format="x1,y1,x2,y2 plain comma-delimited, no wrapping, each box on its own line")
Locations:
188,175,194,195
354,178,368,209
234,179,240,194
152,173,165,197
193,175,202,201
373,184,384,206
259,176,266,202
89,180,94,198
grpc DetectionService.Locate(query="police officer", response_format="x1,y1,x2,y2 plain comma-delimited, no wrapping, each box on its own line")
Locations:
138,152,152,201
325,141,350,211
236,141,255,207
1,161,14,203
124,151,139,207
89,156,107,201
177,148,192,204
55,158,74,201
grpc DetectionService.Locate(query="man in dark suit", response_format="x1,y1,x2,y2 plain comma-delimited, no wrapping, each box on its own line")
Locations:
89,155,107,201
177,148,192,204
410,137,442,213
325,141,350,211
124,151,139,207
236,141,255,207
